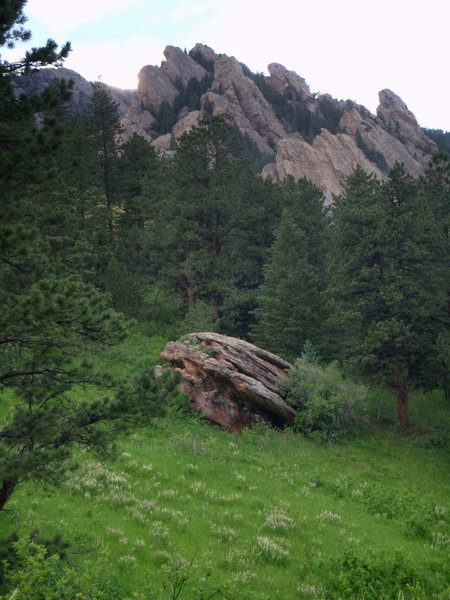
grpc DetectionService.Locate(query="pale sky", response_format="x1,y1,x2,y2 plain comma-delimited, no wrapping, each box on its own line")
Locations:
4,0,450,130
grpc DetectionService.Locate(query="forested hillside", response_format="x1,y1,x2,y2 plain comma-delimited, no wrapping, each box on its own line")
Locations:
1,2,449,598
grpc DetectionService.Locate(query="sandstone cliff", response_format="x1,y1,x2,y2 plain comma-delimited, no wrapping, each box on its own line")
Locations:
14,67,137,115
16,45,438,199
122,43,436,198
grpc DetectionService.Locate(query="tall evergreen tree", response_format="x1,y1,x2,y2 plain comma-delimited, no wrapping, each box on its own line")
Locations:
145,116,268,333
419,153,450,399
329,165,446,425
87,81,122,244
0,1,142,510
252,209,319,361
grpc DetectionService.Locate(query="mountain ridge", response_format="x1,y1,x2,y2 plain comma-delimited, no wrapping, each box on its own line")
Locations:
16,43,438,200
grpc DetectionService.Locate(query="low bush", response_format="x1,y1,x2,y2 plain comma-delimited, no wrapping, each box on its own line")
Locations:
0,536,125,600
280,359,366,441
326,549,449,600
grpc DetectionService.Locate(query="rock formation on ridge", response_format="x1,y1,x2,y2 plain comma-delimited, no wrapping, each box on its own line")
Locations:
14,44,438,199
122,43,436,198
160,332,296,432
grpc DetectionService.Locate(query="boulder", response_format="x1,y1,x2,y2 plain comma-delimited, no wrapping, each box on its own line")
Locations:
160,332,296,431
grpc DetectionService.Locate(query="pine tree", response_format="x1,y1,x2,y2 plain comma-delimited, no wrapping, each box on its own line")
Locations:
147,116,261,331
87,81,122,243
329,165,446,425
419,153,450,399
0,2,142,510
252,209,320,361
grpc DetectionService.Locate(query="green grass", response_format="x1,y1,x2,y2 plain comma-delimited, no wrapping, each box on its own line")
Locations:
1,332,449,599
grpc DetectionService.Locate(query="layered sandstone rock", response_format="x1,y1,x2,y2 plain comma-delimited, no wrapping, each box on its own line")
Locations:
268,62,315,109
205,56,289,153
161,45,207,88
160,332,295,431
14,67,137,115
262,129,385,200
25,44,436,199
376,89,436,165
137,64,178,113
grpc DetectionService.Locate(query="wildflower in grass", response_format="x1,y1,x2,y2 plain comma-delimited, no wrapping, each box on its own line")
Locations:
142,464,153,471
160,489,178,498
281,472,294,485
225,548,251,566
186,463,199,472
256,536,290,563
140,499,157,512
296,583,325,597
121,452,131,457
190,481,204,494
234,473,246,482
219,492,242,503
130,509,147,522
211,526,237,541
160,508,188,525
433,532,450,548
119,537,129,544
231,570,257,583
135,539,145,547
106,527,124,535
316,510,341,523
118,554,136,564
153,550,171,565
149,521,169,538
263,509,294,531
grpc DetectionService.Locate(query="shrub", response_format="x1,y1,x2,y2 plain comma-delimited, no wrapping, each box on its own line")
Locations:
280,359,366,441
327,549,446,600
0,536,124,600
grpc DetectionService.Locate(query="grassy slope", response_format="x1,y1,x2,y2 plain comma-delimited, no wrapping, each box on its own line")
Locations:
1,332,449,599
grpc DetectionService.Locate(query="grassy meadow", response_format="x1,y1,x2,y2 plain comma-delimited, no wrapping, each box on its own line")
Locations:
1,331,449,599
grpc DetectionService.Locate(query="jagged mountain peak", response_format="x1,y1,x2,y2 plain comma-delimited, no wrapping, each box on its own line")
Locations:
14,43,437,199
124,42,436,198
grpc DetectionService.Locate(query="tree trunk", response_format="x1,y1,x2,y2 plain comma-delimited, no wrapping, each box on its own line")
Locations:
0,479,17,511
211,289,219,323
185,274,194,310
394,377,409,427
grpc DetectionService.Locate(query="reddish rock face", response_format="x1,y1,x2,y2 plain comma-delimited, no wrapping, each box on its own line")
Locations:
160,332,295,432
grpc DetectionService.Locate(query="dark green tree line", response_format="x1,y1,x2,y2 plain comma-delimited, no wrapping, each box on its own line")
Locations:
328,165,447,425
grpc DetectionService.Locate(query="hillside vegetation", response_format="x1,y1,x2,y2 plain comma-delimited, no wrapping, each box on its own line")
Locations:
1,331,449,600
1,3,449,598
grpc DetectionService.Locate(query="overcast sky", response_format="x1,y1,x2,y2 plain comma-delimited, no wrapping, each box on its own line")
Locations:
5,0,450,130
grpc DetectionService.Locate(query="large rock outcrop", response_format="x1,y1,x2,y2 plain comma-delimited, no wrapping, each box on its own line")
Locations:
262,130,385,200
205,56,289,153
268,62,315,109
13,67,137,115
17,44,438,199
160,332,296,432
123,44,437,198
